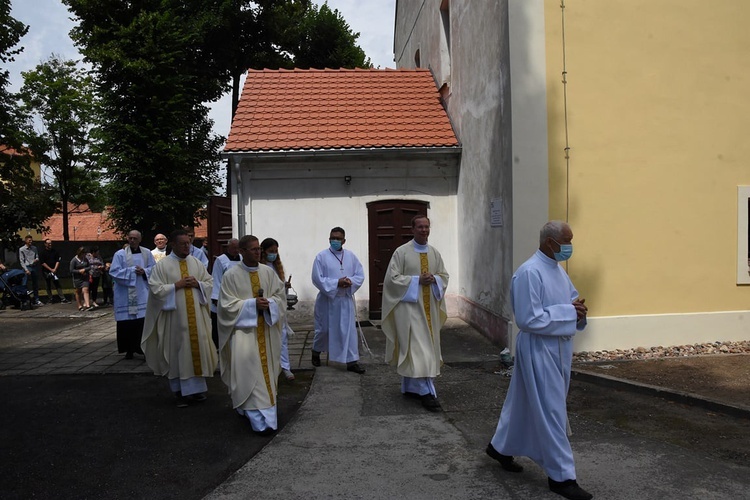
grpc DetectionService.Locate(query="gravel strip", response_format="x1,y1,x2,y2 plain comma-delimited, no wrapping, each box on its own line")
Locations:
573,340,750,362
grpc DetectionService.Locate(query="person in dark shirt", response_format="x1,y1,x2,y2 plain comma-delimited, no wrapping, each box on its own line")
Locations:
39,239,70,304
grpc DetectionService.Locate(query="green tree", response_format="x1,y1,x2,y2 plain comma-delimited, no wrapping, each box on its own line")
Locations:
19,55,104,241
218,0,369,190
293,2,370,70
64,0,225,240
0,0,57,250
222,1,370,118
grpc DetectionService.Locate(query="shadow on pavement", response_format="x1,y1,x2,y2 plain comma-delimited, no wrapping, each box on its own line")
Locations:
1,371,312,500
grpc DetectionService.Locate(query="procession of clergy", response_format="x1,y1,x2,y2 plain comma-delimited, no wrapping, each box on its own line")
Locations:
110,217,593,500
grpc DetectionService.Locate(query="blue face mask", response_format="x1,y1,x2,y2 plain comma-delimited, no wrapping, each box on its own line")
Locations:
266,253,277,262
330,240,342,251
552,239,573,262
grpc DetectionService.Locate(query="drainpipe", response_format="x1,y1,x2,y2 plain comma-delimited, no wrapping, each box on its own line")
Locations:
231,156,247,238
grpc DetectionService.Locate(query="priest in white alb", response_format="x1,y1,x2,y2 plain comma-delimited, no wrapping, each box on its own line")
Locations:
381,215,448,412
110,230,156,360
311,226,366,374
142,229,217,407
486,221,592,500
218,235,286,434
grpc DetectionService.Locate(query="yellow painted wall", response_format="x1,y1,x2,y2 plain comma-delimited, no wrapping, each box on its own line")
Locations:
544,0,750,316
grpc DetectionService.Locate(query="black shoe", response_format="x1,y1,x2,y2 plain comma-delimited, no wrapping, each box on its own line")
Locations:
124,352,134,360
175,392,189,408
486,443,523,472
420,394,442,412
548,478,593,500
403,391,422,399
311,350,321,367
60,298,70,304
188,393,207,402
253,428,276,436
346,362,365,374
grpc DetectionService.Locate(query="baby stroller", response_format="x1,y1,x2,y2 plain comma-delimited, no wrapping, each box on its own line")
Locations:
1,269,32,310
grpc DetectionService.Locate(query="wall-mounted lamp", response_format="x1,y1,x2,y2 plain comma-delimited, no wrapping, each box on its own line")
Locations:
344,175,352,185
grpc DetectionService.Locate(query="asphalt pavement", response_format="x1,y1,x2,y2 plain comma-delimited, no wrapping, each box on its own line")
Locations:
1,302,749,499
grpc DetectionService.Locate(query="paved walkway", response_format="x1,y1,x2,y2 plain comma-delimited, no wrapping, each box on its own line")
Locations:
2,302,749,499
0,302,322,376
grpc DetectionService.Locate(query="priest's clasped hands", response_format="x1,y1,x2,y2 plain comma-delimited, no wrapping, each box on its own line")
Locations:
175,275,200,289
419,272,435,286
573,298,587,321
337,277,353,288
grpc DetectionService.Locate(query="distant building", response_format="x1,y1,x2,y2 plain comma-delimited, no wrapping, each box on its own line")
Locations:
223,68,461,319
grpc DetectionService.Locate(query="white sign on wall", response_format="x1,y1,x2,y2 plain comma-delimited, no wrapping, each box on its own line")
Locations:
490,198,503,227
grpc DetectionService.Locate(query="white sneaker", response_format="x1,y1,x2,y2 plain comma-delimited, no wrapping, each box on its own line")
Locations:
282,369,295,380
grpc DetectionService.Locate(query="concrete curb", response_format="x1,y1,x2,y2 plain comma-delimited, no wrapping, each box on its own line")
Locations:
572,368,750,420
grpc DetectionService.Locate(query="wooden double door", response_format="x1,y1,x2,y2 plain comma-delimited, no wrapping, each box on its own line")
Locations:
366,199,429,319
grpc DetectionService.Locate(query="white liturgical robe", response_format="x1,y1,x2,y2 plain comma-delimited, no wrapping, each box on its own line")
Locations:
141,254,217,396
381,240,448,384
151,247,167,263
110,247,155,322
490,249,587,482
190,245,209,268
218,262,285,431
311,247,365,363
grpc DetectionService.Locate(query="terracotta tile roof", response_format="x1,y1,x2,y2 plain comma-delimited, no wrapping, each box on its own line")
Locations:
43,204,207,241
224,68,459,153
1,145,26,156
44,204,121,242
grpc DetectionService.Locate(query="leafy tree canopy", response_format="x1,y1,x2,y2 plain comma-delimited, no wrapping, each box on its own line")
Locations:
0,0,57,250
64,0,224,240
61,0,370,241
293,3,370,70
19,55,105,240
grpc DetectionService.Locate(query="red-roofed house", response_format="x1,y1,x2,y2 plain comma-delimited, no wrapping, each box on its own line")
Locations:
223,68,461,319
44,204,120,242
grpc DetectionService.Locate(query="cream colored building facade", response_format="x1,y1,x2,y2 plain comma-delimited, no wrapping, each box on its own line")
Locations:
397,0,750,351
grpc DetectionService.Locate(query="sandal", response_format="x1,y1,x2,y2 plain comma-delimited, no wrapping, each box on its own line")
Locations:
78,306,84,311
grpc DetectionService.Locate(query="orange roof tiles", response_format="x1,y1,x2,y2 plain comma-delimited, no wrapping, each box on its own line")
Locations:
44,204,122,242
224,68,459,153
43,204,207,241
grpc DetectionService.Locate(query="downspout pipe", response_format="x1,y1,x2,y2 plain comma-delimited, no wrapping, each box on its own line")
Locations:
230,155,247,238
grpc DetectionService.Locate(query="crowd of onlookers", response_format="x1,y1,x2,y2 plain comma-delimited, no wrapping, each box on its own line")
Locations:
2,235,113,310
1,234,211,311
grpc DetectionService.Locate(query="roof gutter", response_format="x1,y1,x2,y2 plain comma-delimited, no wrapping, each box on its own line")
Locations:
220,145,461,162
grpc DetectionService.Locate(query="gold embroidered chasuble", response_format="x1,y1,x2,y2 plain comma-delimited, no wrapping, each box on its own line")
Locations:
217,263,286,411
141,255,217,379
381,241,449,378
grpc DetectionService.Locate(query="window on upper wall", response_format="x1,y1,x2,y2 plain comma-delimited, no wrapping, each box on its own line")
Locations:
415,49,421,68
439,0,451,85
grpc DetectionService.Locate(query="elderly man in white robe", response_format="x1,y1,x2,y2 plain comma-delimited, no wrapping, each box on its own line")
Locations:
381,215,448,412
142,229,217,407
311,226,366,374
110,230,156,359
151,233,168,263
486,221,592,500
218,235,286,434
